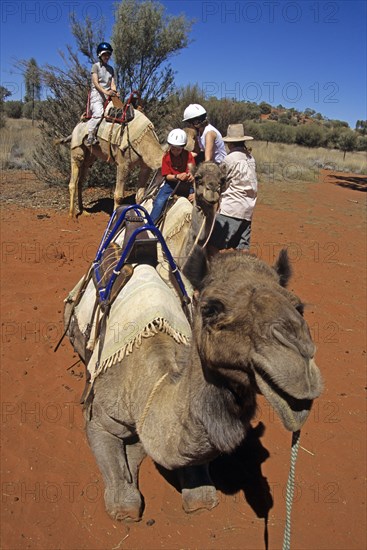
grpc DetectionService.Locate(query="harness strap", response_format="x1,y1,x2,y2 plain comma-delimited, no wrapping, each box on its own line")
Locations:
54,265,94,353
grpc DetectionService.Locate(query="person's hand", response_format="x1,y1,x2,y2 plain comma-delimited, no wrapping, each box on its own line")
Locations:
176,173,189,182
188,193,195,203
186,173,195,184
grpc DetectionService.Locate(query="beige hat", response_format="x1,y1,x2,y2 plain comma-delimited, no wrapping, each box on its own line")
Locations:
222,123,254,142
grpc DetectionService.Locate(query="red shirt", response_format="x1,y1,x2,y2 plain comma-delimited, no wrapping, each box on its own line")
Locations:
161,150,195,177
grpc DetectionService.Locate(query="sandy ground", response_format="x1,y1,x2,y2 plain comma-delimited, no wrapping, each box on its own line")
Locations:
0,169,366,550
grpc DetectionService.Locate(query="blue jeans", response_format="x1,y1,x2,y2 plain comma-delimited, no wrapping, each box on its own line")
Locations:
150,181,193,224
209,213,252,250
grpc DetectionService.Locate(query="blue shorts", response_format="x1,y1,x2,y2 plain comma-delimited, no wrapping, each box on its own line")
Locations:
209,213,252,250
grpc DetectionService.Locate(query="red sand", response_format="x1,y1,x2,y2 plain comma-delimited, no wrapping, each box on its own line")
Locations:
1,170,366,549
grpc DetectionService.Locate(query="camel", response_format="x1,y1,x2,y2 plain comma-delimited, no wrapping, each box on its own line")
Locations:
62,107,166,218
66,247,322,521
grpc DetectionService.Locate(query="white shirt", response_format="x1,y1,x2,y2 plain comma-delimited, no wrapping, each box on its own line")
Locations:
219,148,258,220
197,124,227,164
90,62,114,101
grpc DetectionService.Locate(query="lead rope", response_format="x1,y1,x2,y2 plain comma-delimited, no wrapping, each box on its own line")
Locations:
282,430,301,550
136,372,169,436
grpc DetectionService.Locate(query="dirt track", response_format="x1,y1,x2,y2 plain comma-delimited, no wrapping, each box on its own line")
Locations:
1,170,366,549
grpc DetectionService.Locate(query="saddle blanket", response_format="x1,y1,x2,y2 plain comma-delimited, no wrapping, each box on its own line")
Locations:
69,264,192,384
71,107,154,150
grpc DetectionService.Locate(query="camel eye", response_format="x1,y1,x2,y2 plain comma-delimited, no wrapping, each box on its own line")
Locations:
201,299,225,323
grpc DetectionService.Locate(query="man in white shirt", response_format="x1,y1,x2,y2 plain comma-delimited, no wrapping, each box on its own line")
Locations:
209,124,258,252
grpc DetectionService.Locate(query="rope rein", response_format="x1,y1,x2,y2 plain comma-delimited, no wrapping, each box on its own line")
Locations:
282,429,301,550
136,372,169,435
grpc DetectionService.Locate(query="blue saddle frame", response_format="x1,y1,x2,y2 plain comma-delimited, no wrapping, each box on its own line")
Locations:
93,205,190,305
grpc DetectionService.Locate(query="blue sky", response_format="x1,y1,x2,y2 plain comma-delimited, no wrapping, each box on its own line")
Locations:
1,0,366,128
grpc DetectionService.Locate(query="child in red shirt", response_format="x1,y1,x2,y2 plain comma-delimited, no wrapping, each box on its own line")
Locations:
150,129,195,224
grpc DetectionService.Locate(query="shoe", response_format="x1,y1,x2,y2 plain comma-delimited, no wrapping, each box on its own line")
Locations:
85,135,98,146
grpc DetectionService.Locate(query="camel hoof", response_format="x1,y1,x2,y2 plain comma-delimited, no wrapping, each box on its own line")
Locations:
107,505,142,522
182,486,219,513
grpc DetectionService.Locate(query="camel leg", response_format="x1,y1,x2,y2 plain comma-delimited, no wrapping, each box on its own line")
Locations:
76,152,95,216
178,464,219,513
135,163,151,204
68,152,82,218
86,418,145,521
69,147,96,217
114,158,128,211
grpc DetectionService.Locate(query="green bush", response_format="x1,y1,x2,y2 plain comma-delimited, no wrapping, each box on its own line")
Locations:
295,125,325,148
22,101,43,120
3,101,23,119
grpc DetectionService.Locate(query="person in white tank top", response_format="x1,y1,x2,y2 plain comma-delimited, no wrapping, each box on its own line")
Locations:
182,103,226,164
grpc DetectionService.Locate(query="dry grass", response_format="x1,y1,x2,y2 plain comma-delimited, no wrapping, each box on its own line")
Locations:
0,118,41,170
1,117,366,182
251,141,367,185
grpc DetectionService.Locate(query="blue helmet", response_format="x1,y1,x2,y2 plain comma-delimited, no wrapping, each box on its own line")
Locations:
97,42,113,57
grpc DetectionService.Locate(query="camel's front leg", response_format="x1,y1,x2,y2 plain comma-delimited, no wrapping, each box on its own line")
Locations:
68,157,80,218
114,159,128,211
69,147,87,218
178,464,219,513
86,417,145,521
135,164,151,204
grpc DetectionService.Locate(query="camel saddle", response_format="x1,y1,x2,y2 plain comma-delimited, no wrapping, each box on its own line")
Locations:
92,208,158,305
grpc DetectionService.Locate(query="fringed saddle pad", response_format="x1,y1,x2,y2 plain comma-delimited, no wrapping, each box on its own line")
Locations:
81,264,191,383
70,108,154,150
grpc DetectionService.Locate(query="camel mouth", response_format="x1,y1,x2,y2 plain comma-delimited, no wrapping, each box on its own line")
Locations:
253,367,314,432
198,196,219,208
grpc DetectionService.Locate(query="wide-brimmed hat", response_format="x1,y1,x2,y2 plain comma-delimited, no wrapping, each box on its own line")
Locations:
222,124,254,142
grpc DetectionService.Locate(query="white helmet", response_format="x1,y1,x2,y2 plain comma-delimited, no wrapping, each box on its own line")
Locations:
182,103,207,122
167,128,187,147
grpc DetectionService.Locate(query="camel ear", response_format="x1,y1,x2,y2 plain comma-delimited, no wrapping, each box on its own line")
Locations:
182,246,209,291
273,248,292,287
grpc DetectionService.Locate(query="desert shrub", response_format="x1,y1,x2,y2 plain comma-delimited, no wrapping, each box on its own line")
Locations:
337,130,358,159
4,101,23,119
22,101,43,120
295,125,325,147
356,135,367,152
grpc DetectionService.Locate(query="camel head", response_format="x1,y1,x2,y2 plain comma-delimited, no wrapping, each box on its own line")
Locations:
194,161,226,212
184,248,323,432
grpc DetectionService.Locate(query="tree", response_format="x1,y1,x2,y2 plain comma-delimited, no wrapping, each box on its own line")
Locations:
295,125,324,148
304,108,316,118
259,101,272,115
3,101,23,119
23,0,193,187
355,120,367,135
24,58,41,103
112,0,193,105
338,130,357,159
0,85,12,128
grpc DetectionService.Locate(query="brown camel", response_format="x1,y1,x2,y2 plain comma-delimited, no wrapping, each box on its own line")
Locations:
67,245,322,521
63,108,166,218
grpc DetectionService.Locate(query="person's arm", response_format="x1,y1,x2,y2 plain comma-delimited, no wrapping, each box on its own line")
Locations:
204,130,217,161
92,72,117,97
